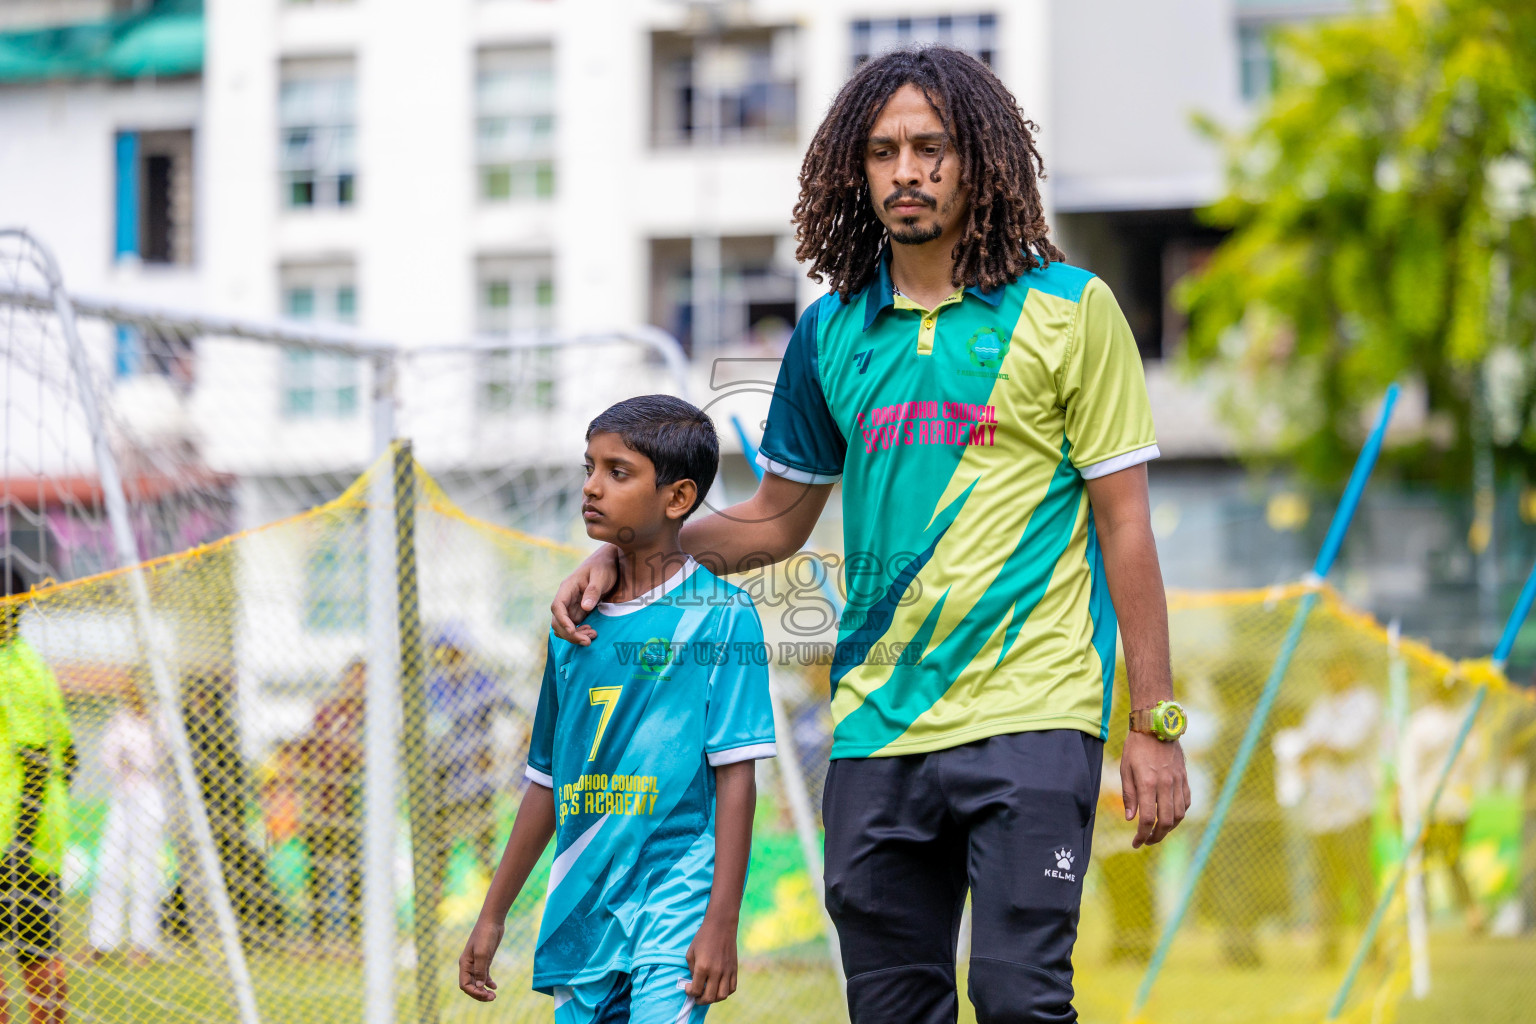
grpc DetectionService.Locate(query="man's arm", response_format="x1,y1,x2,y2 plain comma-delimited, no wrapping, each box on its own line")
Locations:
686,760,755,1005
683,474,834,574
1085,464,1190,849
459,783,557,1002
551,474,833,644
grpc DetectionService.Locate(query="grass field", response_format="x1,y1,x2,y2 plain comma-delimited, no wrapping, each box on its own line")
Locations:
25,878,1534,1024
41,924,1534,1023
1393,933,1536,1024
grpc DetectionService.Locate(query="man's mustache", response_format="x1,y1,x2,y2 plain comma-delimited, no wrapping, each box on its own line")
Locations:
883,188,937,211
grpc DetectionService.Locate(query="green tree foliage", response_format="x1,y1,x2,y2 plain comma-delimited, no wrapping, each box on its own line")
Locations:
1180,0,1536,482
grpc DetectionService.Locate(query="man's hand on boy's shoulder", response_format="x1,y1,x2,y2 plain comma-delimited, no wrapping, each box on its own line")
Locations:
551,546,621,645
458,918,505,1002
685,911,739,1005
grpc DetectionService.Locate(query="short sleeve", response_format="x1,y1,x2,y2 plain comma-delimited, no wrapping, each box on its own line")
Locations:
524,633,560,789
1060,277,1159,479
757,300,847,484
703,596,776,767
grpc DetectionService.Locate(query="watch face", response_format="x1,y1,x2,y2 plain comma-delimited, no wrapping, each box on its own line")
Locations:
1157,703,1187,739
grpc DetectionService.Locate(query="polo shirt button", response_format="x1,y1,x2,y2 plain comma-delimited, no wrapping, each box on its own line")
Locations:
922,318,934,328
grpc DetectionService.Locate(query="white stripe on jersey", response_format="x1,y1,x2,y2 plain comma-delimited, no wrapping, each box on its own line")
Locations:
706,742,777,766
549,816,607,893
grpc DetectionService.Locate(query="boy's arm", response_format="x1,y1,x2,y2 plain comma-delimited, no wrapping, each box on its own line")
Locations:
686,760,756,1005
459,782,557,1002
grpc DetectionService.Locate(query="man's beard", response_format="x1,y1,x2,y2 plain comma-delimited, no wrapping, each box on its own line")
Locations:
889,219,946,245
883,186,952,245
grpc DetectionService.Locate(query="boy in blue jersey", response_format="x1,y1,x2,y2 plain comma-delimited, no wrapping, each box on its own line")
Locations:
459,395,776,1023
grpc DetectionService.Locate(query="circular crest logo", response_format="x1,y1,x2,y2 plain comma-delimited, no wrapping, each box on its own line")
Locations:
967,327,1008,369
638,638,673,673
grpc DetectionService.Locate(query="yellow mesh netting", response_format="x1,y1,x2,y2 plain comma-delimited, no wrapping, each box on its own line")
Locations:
0,450,1532,1023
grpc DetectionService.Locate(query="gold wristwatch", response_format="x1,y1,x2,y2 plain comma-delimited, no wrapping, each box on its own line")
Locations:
1129,700,1187,742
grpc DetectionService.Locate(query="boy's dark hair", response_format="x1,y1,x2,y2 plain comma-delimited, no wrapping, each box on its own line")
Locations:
794,45,1064,299
586,395,718,518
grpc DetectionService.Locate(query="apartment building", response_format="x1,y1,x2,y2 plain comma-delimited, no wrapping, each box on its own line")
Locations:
2,0,1377,571
16,0,1506,686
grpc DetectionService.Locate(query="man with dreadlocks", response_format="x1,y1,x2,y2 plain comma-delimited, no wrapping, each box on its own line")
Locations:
554,45,1190,1023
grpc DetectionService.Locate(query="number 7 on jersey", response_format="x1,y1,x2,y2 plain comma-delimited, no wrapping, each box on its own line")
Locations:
587,686,623,760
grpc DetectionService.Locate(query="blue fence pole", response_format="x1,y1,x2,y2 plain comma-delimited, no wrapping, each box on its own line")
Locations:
1126,384,1400,1022
1324,556,1536,1020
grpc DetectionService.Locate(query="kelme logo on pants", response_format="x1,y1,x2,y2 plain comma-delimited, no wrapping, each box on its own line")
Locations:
1045,847,1076,882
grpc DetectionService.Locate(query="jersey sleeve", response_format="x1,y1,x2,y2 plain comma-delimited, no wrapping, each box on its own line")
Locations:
757,299,847,484
1060,276,1160,479
525,632,560,789
703,596,776,767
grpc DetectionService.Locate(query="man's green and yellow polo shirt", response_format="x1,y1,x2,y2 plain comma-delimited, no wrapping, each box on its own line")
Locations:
759,252,1158,759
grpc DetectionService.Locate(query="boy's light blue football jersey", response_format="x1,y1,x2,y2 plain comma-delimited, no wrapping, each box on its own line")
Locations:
526,558,776,992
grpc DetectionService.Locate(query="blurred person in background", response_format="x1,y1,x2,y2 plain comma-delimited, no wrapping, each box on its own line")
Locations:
0,568,76,1024
426,626,504,905
1403,685,1484,932
258,740,303,853
1276,654,1381,966
1203,657,1285,969
297,658,366,953
179,671,285,946
87,681,166,964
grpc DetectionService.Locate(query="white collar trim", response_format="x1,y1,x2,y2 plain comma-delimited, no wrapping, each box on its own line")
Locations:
597,556,700,616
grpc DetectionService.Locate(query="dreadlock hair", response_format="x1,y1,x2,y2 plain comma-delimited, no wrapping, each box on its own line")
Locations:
794,46,1064,300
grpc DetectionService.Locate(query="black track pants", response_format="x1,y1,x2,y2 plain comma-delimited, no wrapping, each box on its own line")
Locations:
824,730,1103,1024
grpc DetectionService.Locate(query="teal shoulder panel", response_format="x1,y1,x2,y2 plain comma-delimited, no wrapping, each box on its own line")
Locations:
1019,262,1096,304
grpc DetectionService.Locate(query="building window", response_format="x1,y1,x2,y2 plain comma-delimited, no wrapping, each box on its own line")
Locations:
651,27,797,146
477,256,556,412
649,235,797,357
115,129,195,265
477,47,556,201
280,59,356,209
851,14,996,68
112,324,196,387
280,263,360,417
1055,209,1227,360
305,521,365,632
1238,23,1276,102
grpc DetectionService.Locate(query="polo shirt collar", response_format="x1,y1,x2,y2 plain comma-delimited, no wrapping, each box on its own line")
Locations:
860,247,1004,332
860,250,896,331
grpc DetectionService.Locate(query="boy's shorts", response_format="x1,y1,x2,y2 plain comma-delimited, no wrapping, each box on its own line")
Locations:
553,965,708,1024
